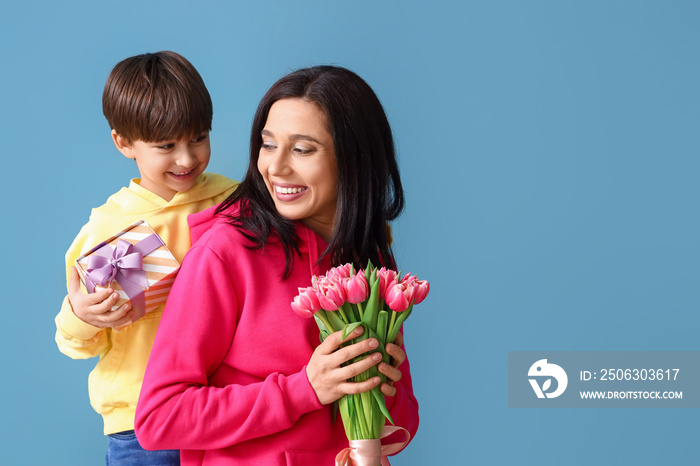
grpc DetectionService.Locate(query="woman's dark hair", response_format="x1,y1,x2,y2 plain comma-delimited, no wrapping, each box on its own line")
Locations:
217,65,404,278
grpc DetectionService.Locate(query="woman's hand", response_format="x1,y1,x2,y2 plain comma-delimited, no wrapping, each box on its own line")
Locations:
68,266,134,328
378,331,405,397
306,326,383,405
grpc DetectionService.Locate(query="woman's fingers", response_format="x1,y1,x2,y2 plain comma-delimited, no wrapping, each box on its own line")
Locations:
337,376,382,396
338,351,383,380
317,327,380,367
378,361,402,383
385,341,406,369
380,382,397,397
307,326,386,405
392,331,404,349
379,332,406,397
308,327,410,404
317,326,364,355
328,337,379,368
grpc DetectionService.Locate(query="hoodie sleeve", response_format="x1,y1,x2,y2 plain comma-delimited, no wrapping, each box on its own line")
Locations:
135,243,322,451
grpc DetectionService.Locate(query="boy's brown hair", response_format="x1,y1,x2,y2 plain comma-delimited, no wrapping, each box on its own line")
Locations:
102,51,212,143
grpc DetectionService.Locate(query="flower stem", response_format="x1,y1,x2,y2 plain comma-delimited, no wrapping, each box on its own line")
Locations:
342,303,358,322
387,311,397,342
387,306,412,343
316,311,334,333
356,301,364,319
337,305,349,325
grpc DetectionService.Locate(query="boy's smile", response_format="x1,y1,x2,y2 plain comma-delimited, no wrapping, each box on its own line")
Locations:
113,131,211,201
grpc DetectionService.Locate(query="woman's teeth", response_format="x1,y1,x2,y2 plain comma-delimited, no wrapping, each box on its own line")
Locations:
276,186,306,194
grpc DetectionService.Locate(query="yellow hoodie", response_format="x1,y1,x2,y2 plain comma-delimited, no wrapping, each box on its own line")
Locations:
55,172,237,435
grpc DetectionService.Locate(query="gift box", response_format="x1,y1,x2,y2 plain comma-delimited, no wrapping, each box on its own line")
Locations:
75,220,180,322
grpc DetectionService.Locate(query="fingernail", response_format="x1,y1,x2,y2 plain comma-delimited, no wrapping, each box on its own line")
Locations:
112,293,119,299
368,339,378,349
373,377,381,385
372,353,382,362
354,327,363,335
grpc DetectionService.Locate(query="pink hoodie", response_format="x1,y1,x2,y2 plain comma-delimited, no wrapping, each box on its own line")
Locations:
135,203,419,465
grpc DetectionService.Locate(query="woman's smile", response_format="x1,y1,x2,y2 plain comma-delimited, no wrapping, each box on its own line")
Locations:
274,183,308,197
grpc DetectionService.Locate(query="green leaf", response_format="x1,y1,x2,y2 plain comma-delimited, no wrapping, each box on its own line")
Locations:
362,278,381,329
341,321,365,341
316,310,336,334
360,390,373,439
342,303,358,322
371,386,394,425
362,329,390,382
332,399,339,424
326,310,346,331
387,306,413,343
338,395,353,439
377,310,389,345
314,315,328,333
366,261,377,287
314,315,332,343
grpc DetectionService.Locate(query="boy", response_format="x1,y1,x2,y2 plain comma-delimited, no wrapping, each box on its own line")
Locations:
55,51,237,464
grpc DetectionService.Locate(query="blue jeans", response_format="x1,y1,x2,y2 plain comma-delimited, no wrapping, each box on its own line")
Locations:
106,430,180,465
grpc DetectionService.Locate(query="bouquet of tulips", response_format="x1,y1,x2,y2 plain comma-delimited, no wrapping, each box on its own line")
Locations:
291,262,429,465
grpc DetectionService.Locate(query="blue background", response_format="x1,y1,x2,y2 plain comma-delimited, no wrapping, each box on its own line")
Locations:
1,1,698,464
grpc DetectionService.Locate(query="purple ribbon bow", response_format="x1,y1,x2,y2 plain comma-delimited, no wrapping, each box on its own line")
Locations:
84,234,164,316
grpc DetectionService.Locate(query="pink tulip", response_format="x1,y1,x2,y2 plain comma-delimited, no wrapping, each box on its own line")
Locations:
291,287,321,318
385,281,416,312
412,279,430,304
343,273,369,304
400,274,430,304
316,279,346,311
328,264,354,280
377,267,399,299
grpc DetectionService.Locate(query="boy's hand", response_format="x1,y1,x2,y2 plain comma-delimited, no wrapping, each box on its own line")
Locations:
68,266,134,328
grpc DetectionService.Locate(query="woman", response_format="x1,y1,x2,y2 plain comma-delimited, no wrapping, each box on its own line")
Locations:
135,66,419,465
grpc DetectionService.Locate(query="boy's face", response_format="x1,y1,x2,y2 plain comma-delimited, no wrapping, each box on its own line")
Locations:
113,131,211,201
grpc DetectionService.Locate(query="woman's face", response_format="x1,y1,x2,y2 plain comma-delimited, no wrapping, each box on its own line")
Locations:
258,98,338,241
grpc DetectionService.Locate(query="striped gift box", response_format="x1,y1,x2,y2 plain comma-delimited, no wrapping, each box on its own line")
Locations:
75,220,181,322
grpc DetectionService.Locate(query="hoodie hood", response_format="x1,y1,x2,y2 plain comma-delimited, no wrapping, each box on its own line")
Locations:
188,202,232,245
189,201,328,277
96,173,235,217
